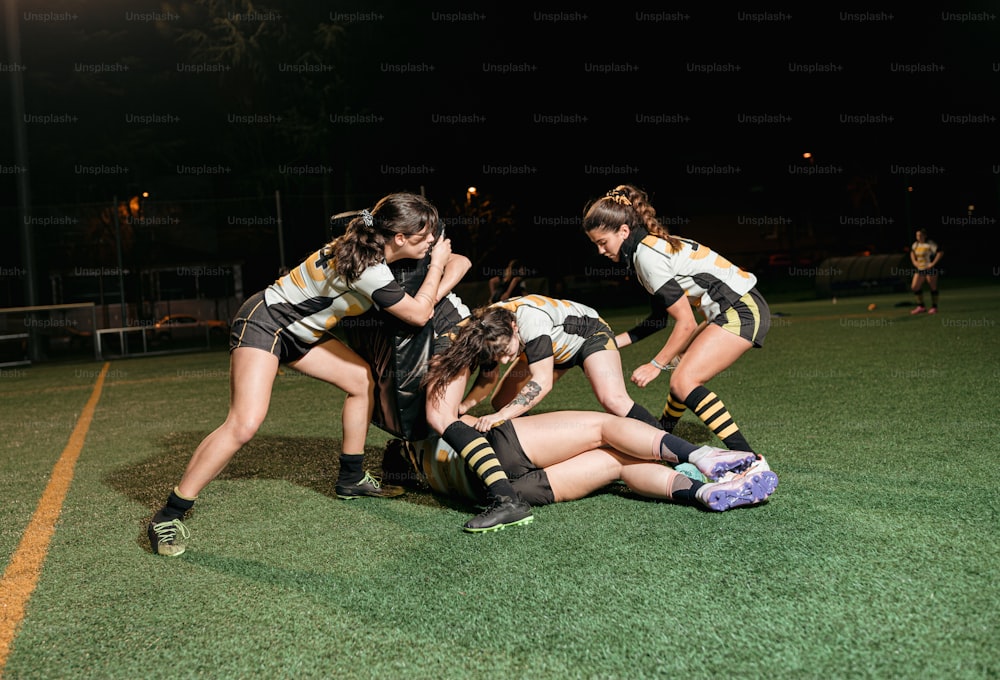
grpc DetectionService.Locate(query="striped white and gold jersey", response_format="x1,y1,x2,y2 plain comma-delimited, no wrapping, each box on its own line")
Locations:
632,235,756,322
263,248,405,346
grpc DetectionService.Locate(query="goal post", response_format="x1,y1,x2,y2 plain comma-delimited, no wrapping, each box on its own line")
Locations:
0,302,98,366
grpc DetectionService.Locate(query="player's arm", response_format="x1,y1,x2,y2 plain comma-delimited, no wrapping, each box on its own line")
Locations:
382,238,452,326
435,253,471,303
630,297,699,388
484,355,554,427
619,294,670,349
425,365,473,435
928,248,943,269
459,365,500,415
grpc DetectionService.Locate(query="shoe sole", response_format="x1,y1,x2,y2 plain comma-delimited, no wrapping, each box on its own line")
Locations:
705,471,779,511
705,453,757,480
335,488,405,500
462,515,534,534
155,545,186,557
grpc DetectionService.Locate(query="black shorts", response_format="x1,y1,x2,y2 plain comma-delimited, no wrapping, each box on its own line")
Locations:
229,291,318,362
713,287,770,348
555,317,618,370
488,420,555,506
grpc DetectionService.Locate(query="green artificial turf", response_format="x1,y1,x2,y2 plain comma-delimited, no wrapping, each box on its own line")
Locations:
1,285,998,679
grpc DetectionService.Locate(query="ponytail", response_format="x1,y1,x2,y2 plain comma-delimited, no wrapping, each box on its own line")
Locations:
582,184,682,252
324,192,439,283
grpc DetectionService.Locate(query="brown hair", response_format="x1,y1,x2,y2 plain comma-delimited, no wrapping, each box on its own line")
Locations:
422,306,517,402
324,192,439,282
582,184,682,252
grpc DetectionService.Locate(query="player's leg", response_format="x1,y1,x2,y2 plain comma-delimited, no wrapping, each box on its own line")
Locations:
545,447,777,511
427,374,532,533
670,325,756,452
290,336,402,499
582,349,660,427
512,410,753,480
926,273,939,312
911,272,927,313
659,393,688,434
148,346,279,556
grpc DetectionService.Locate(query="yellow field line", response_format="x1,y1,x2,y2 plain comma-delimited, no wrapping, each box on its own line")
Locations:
0,362,109,677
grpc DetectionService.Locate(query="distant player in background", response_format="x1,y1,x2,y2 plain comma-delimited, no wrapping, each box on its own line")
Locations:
488,258,529,303
582,184,770,455
909,228,943,315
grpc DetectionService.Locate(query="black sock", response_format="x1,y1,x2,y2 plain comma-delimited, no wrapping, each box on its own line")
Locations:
442,421,516,500
626,402,661,429
658,432,700,463
153,488,195,523
669,478,705,504
338,453,364,484
685,385,754,453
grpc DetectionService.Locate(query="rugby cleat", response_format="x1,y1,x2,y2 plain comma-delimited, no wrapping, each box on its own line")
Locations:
463,495,533,533
698,467,778,511
148,518,190,557
336,471,405,500
690,447,756,481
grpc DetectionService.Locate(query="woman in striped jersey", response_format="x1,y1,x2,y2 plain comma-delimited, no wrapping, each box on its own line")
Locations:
442,296,662,432
146,192,465,556
582,184,770,455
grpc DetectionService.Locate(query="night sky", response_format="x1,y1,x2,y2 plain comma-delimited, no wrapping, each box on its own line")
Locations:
2,2,998,299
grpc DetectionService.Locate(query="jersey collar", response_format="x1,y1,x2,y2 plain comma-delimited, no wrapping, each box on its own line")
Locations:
619,224,648,268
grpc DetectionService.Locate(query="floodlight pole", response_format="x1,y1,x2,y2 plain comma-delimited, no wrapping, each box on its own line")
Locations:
6,0,41,360
112,195,128,332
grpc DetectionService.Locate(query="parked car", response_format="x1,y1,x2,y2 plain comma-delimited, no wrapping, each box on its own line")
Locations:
149,314,229,343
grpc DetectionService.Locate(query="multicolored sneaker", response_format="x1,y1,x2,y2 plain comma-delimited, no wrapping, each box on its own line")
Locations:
927,307,938,315
336,471,405,500
910,305,926,315
690,447,756,481
147,518,190,557
698,468,779,511
463,496,533,533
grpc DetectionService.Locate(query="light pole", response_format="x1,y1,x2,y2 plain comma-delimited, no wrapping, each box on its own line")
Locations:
112,196,127,329
6,0,40,359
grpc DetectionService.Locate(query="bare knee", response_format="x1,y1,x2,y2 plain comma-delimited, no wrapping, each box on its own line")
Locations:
596,392,635,417
669,371,698,401
341,365,375,400
223,413,265,446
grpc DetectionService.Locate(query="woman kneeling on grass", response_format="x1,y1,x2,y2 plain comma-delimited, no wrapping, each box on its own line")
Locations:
147,192,466,557
419,314,778,530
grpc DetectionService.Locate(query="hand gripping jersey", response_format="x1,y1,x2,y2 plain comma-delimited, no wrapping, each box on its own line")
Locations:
263,248,405,346
493,295,607,366
910,239,939,271
632,234,756,322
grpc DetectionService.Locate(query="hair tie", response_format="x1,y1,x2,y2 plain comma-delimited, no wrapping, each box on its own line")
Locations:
605,190,632,207
360,209,374,227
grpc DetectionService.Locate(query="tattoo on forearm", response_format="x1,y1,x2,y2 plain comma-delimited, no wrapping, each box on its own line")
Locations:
511,381,542,407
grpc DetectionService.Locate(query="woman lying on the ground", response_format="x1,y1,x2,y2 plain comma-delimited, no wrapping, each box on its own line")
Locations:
392,408,777,528
419,328,777,530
